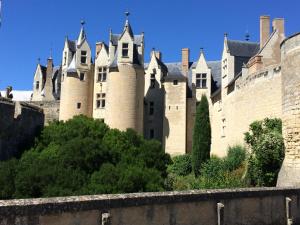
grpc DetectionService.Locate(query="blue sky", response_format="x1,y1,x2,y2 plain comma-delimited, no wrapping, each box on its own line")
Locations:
0,0,299,90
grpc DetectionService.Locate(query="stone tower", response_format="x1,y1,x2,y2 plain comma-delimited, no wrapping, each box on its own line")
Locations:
105,13,145,134
59,21,94,121
277,32,300,187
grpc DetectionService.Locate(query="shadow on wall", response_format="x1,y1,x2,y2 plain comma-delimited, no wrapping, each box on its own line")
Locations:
0,98,45,161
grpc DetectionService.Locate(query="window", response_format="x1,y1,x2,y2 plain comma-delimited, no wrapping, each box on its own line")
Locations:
63,52,67,65
221,118,226,137
77,103,81,109
173,80,178,85
96,93,106,109
80,73,85,81
150,74,155,88
81,51,87,64
122,43,129,57
149,101,154,115
150,129,154,139
196,73,207,88
98,67,107,82
36,81,39,90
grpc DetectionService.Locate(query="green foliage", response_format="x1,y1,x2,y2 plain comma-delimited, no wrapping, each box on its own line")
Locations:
167,146,247,191
167,154,192,176
192,95,211,177
1,115,171,199
225,145,247,171
245,118,284,186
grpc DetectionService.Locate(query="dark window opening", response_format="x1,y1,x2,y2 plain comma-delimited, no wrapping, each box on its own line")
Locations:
150,129,154,139
81,51,87,64
149,101,154,115
173,80,178,85
77,103,81,109
196,73,207,88
36,81,39,90
122,43,129,57
98,67,107,82
150,74,155,88
80,73,85,81
96,93,106,109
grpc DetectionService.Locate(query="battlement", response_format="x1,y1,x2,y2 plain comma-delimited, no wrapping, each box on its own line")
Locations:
0,99,44,160
0,187,300,225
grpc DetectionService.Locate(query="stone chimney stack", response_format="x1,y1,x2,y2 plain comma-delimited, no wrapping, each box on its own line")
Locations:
96,42,103,57
182,48,190,77
260,15,270,49
272,18,285,36
46,57,53,76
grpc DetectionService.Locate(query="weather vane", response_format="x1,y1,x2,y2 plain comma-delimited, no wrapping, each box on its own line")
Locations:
125,11,130,19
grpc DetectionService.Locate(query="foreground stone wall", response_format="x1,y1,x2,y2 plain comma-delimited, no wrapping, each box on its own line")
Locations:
0,187,300,225
0,98,44,160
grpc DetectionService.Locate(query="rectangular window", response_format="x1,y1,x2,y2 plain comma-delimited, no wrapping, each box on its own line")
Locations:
150,74,155,88
77,102,81,109
81,51,87,64
80,73,85,81
173,80,178,85
196,73,207,88
149,101,154,115
36,81,39,90
97,67,107,82
150,129,154,139
122,43,129,57
96,93,106,109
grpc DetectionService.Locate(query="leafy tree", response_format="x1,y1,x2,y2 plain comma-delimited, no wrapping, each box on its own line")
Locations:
0,159,18,199
245,118,284,186
225,145,247,171
168,154,192,176
192,95,211,177
2,115,171,199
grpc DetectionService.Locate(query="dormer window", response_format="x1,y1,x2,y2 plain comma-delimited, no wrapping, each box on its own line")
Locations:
36,81,40,90
80,73,85,81
122,43,129,57
196,73,207,89
98,67,107,82
81,51,87,64
150,74,155,88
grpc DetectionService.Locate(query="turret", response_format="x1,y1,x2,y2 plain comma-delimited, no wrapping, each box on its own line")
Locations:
105,12,145,134
59,21,94,121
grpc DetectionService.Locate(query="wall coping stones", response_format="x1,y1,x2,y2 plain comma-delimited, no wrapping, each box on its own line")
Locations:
1,187,300,217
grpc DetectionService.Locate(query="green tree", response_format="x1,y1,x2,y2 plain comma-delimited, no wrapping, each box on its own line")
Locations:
245,118,284,186
192,95,211,177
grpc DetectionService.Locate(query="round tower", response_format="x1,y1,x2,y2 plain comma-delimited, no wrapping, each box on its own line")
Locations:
59,22,94,121
277,32,300,186
105,14,145,134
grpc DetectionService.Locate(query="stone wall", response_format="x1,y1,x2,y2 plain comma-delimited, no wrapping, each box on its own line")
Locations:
30,101,60,125
0,187,300,225
211,64,282,156
0,98,44,160
277,32,300,187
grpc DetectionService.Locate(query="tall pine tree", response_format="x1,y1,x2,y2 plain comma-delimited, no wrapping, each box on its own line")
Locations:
192,95,211,177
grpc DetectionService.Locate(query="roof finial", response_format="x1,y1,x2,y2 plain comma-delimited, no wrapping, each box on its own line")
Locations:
37,57,41,64
49,46,53,60
245,30,250,41
125,11,130,20
81,20,85,27
200,47,204,53
224,32,228,38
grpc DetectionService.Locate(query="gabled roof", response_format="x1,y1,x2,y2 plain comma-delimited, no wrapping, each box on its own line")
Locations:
227,40,260,57
110,34,143,46
77,26,87,46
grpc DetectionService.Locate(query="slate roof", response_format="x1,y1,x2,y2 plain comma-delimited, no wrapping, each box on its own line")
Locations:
227,40,260,57
208,61,221,90
110,34,143,46
67,40,76,53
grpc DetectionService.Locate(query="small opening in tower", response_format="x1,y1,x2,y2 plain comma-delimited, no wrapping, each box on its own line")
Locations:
81,51,87,64
150,129,155,139
36,81,40,90
173,80,178,85
122,43,129,57
77,102,81,109
80,73,85,81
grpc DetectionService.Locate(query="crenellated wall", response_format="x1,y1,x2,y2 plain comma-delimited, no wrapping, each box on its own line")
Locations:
0,187,300,225
0,98,44,160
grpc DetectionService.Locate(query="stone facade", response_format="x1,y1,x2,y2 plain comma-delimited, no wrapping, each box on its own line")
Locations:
277,32,300,187
1,187,300,225
31,15,300,159
0,97,44,160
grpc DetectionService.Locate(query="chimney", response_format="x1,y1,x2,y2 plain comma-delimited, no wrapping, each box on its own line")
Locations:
260,15,270,48
182,48,190,77
272,18,285,36
155,51,162,61
96,42,103,57
46,57,53,76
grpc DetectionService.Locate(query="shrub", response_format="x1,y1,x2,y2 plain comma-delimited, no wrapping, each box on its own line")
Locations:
224,145,247,171
245,118,284,186
192,95,211,177
168,154,192,176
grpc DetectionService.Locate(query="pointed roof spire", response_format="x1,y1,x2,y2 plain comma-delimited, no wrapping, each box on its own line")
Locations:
48,47,53,60
77,20,86,46
123,11,134,38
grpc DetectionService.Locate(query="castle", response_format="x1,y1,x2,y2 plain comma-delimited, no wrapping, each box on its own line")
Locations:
31,14,290,157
